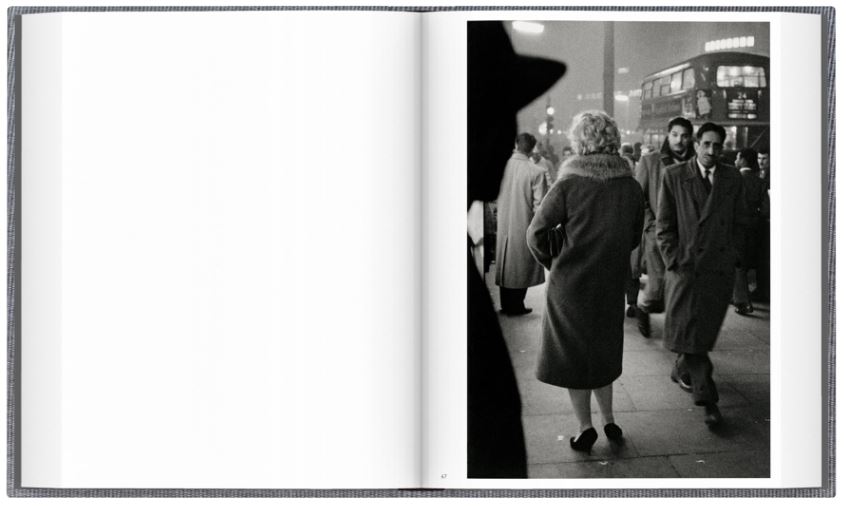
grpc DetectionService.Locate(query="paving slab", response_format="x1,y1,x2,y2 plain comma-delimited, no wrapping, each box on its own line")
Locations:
517,371,636,416
668,449,770,478
610,408,764,457
523,413,642,464
717,374,770,407
619,374,749,411
622,349,678,376
711,348,770,375
484,268,770,478
530,456,681,479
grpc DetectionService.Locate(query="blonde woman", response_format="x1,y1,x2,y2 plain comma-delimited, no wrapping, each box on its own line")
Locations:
527,111,644,453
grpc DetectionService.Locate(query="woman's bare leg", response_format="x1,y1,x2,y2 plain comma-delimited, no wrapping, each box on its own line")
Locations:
593,383,614,425
567,388,593,432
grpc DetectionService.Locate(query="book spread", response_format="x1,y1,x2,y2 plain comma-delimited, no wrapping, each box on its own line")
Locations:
9,6,833,496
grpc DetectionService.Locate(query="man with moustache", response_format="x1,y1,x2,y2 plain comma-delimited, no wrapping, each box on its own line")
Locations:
656,122,748,427
633,117,695,336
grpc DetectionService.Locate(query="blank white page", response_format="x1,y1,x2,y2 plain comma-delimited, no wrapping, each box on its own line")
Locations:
22,11,421,488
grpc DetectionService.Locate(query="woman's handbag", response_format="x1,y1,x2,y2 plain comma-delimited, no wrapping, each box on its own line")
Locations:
549,224,565,257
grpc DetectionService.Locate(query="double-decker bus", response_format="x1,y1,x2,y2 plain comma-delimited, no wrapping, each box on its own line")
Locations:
639,51,769,152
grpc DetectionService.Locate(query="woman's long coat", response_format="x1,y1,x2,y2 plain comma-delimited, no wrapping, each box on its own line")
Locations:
527,154,644,389
656,158,748,354
495,152,548,288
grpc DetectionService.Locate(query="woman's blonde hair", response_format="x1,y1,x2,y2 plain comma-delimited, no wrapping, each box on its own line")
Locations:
568,110,621,156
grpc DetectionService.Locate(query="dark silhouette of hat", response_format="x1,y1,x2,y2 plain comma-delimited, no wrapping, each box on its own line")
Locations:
469,22,566,112
468,22,566,203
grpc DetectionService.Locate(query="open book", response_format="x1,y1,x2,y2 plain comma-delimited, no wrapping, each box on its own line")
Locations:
11,7,832,494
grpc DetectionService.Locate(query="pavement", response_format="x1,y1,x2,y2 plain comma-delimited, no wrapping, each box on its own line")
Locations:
487,271,770,479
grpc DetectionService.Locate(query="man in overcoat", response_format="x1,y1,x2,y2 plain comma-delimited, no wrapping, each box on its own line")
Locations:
656,122,748,427
494,133,549,315
634,117,695,336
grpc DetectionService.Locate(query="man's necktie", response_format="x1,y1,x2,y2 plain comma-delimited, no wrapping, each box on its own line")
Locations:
703,168,712,194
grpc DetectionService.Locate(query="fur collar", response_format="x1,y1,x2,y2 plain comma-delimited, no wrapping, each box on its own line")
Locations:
558,154,633,181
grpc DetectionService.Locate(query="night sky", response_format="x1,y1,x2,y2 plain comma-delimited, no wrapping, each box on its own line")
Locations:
508,21,770,145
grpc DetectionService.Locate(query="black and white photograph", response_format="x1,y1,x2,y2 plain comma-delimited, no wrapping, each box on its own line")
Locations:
468,20,771,479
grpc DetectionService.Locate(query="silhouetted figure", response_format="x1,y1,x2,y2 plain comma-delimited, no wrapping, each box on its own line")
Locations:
467,21,564,478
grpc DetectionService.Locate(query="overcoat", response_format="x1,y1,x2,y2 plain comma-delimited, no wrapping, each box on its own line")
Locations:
527,154,644,389
738,169,770,267
495,152,548,288
635,144,695,296
656,157,748,354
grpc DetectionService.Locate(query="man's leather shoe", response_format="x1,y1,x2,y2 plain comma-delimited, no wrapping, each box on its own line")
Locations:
671,369,693,392
626,305,636,318
704,404,723,428
734,302,754,315
635,307,651,337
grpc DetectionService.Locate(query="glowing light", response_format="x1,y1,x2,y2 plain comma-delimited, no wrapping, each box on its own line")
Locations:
538,122,548,135
546,106,555,115
705,35,757,52
614,94,629,102
512,21,544,35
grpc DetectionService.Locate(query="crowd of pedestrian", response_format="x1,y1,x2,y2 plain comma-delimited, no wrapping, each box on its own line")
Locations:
492,112,770,453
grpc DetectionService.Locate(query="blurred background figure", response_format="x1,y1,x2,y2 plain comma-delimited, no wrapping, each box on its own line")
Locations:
621,142,641,319
496,133,549,316
467,201,485,276
758,148,770,189
531,143,558,187
633,141,643,164
527,111,643,454
733,148,770,314
754,148,771,301
620,142,636,170
467,21,564,478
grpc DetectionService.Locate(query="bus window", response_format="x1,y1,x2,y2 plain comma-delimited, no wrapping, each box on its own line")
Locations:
659,75,672,96
642,82,652,99
682,68,695,90
723,126,738,151
670,71,683,93
717,65,767,87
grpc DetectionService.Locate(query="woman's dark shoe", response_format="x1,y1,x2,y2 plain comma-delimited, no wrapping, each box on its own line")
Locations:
603,422,624,442
569,427,598,453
